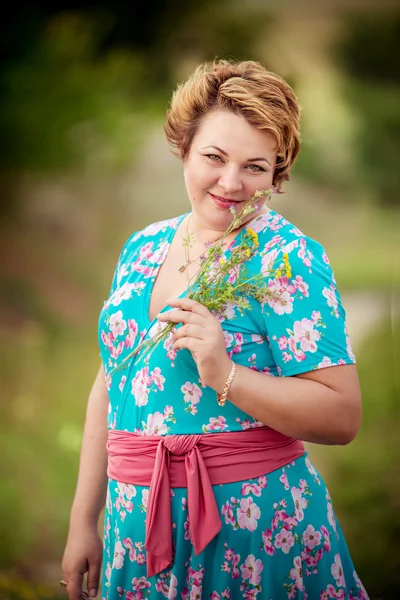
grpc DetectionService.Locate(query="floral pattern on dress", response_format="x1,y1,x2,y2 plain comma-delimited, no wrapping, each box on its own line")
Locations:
98,210,367,598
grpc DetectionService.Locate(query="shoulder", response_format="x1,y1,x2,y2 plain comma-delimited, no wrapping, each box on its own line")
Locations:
108,213,186,294
131,214,185,243
118,213,186,260
251,209,333,280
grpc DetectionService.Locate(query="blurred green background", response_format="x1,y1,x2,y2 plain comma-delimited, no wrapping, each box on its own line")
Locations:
0,1,399,599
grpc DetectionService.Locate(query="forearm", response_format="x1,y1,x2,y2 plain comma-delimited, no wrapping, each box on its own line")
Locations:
70,366,109,528
221,362,360,446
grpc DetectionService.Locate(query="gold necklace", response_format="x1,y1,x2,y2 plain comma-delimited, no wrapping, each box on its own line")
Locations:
178,214,225,273
179,247,207,273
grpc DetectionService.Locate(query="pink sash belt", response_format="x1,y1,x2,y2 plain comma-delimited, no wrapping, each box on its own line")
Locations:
107,426,305,578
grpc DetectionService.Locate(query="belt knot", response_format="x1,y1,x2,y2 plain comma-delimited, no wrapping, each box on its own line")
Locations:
162,434,202,456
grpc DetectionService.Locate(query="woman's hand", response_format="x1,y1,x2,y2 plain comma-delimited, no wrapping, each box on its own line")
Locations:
61,523,103,600
157,297,232,391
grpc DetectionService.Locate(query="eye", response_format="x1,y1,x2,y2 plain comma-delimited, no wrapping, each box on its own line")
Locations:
205,154,223,162
247,163,265,173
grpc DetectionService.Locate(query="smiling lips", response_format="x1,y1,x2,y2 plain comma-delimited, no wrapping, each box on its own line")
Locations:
209,192,242,208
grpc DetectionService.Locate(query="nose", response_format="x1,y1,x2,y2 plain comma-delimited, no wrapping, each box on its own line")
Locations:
218,165,243,195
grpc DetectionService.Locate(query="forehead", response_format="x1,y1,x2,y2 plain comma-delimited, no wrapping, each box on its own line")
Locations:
193,110,277,156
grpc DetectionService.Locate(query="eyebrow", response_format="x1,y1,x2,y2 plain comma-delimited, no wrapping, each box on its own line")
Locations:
202,145,272,167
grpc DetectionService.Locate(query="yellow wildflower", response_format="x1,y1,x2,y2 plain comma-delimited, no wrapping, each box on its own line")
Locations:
275,270,282,278
282,252,291,278
247,228,259,247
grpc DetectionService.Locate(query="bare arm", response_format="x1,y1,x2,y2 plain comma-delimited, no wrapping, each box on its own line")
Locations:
69,364,109,526
62,364,109,600
222,362,362,445
161,297,362,447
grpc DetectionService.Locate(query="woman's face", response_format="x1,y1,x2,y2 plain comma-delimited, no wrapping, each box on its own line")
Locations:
183,109,277,232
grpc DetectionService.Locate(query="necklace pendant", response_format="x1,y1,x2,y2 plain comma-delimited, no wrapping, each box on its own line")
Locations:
178,262,188,273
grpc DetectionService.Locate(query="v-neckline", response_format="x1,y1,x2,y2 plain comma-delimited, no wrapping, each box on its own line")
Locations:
143,209,271,328
143,212,188,327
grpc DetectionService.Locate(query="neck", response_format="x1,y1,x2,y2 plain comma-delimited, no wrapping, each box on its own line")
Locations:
188,218,230,247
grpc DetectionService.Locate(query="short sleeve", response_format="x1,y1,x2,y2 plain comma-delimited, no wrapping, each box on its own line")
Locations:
260,235,356,377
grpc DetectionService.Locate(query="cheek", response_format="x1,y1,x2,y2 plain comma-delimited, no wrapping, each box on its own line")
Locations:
186,163,216,191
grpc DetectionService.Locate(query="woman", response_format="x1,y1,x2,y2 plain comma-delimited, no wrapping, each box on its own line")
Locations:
62,60,369,599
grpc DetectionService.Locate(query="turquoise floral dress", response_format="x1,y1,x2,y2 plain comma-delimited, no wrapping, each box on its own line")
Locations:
98,209,368,600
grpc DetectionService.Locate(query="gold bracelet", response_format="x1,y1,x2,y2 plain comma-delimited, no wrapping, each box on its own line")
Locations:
217,360,237,406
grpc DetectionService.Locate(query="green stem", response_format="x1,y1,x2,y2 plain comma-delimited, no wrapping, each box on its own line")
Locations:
108,191,271,376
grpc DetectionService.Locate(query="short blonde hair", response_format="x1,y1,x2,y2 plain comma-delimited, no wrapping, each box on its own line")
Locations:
164,59,301,191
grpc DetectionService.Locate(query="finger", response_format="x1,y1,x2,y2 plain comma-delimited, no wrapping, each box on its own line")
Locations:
173,324,205,342
87,558,101,598
172,337,199,352
67,572,84,600
166,297,211,317
157,309,205,326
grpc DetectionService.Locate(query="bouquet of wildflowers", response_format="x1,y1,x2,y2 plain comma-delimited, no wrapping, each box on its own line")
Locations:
111,189,291,374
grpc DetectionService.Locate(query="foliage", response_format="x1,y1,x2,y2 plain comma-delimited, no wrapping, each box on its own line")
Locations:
154,2,273,71
0,2,273,222
326,317,400,597
0,573,64,600
335,9,400,206
337,10,400,85
0,13,152,173
344,81,400,207
0,3,272,175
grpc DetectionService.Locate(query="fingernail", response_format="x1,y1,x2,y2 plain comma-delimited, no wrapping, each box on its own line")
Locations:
90,590,97,598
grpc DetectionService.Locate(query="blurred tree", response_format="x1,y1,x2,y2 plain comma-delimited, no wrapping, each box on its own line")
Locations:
338,10,400,85
0,13,150,172
0,1,272,218
2,12,161,167
336,9,400,207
